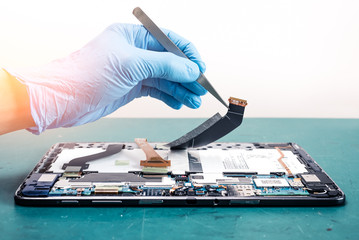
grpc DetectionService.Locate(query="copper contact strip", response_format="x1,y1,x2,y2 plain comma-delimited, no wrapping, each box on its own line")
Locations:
275,147,294,177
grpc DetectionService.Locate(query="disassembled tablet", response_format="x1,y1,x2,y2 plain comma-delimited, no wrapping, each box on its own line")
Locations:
15,141,345,206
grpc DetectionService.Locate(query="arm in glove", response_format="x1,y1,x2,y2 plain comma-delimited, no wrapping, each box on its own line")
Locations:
5,23,207,134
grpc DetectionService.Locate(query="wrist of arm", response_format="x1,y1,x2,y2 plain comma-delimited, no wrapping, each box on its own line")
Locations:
0,69,35,135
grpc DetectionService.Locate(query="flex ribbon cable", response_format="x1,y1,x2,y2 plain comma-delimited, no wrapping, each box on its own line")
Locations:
62,144,125,170
275,147,294,178
135,138,171,167
132,7,228,108
166,97,247,149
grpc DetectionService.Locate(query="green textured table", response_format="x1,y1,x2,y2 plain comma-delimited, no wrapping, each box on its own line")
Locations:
0,118,358,240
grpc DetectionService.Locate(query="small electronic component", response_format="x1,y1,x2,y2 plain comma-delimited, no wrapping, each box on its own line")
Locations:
216,177,252,185
142,188,169,196
38,174,58,182
174,175,189,182
63,166,82,177
142,167,168,175
301,174,321,182
289,178,304,188
229,185,261,197
94,186,120,195
22,173,59,197
254,178,290,188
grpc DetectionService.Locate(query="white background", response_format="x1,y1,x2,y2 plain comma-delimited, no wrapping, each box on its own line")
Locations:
0,0,358,118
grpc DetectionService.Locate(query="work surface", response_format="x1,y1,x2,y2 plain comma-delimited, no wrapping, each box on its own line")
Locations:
0,118,358,240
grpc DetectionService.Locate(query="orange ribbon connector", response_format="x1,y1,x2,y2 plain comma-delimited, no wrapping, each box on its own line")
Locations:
135,138,171,167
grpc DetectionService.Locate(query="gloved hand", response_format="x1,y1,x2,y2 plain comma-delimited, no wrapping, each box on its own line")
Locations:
6,23,206,134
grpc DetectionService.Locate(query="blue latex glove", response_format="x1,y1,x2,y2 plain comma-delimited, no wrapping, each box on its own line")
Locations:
6,23,206,134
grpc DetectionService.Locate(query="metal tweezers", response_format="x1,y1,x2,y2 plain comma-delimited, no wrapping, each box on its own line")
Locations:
133,7,228,108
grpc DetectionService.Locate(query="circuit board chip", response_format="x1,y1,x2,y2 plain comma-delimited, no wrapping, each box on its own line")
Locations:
254,178,290,187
